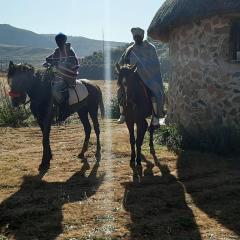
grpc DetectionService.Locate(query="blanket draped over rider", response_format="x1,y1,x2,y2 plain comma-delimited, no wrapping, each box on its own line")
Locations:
119,40,164,117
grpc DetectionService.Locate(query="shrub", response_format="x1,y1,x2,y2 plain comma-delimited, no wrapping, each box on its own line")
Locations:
155,123,240,155
155,125,183,153
105,97,120,119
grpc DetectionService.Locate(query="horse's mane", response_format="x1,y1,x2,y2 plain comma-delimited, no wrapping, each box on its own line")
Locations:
117,64,136,86
8,63,35,79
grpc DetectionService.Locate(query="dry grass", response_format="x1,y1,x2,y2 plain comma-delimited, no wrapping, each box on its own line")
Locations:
1,121,240,240
0,80,240,239
90,80,118,98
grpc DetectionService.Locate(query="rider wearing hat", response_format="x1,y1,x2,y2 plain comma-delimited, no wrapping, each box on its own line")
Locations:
117,27,165,127
44,33,79,122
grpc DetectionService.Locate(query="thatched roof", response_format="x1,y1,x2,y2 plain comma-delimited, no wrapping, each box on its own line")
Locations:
148,0,240,42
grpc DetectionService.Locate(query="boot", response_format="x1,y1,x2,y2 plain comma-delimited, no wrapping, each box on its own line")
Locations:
117,105,125,124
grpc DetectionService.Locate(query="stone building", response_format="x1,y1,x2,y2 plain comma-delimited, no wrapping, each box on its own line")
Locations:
148,0,240,132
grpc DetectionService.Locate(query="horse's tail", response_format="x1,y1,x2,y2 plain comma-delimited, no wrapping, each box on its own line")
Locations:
98,87,105,119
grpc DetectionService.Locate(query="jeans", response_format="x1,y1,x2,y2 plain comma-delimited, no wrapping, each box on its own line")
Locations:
52,78,69,104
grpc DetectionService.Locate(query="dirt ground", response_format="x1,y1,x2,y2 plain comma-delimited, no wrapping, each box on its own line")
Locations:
1,79,240,240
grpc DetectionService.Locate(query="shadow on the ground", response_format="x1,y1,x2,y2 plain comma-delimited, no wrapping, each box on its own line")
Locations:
0,160,104,240
123,154,201,240
177,152,240,236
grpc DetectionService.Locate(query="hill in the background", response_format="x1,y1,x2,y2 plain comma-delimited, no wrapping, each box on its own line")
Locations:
0,24,170,80
44,34,126,57
0,24,126,60
0,24,53,49
0,44,52,70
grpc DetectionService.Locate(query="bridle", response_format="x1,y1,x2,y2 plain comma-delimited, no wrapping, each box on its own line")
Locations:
8,91,22,98
8,90,30,106
7,63,36,107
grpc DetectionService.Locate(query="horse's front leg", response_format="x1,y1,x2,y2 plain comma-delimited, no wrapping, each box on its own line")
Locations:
126,121,135,165
136,120,148,165
149,125,155,155
38,102,53,171
39,123,52,171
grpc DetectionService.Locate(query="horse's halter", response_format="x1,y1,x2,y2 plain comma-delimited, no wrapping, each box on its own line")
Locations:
8,76,24,98
7,64,33,106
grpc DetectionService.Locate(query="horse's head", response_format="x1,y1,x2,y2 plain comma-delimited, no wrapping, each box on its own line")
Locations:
7,61,34,107
115,63,137,106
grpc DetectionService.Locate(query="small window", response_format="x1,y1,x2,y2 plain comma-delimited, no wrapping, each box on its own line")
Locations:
230,20,240,61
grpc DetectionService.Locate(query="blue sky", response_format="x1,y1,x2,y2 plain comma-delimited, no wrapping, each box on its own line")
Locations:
0,0,165,42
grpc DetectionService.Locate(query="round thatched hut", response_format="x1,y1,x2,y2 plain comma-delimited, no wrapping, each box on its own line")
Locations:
148,0,240,133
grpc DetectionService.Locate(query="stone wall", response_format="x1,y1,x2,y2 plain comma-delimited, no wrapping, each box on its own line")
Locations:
168,15,240,131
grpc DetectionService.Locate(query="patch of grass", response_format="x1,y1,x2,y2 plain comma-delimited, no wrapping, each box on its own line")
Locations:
0,235,8,240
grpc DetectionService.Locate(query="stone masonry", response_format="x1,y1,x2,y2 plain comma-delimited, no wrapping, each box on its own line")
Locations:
167,15,240,131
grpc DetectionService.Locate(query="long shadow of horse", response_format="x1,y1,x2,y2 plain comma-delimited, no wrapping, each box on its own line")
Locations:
177,152,240,237
123,155,201,240
0,161,104,240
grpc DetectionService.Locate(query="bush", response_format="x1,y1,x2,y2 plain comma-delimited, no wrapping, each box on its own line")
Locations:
155,123,240,155
155,125,183,153
110,97,120,119
0,81,31,127
105,97,120,119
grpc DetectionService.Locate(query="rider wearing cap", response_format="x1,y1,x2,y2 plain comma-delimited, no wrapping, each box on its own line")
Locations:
44,33,79,122
117,27,165,127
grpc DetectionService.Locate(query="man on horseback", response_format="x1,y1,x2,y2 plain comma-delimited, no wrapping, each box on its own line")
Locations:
43,33,79,122
117,27,165,127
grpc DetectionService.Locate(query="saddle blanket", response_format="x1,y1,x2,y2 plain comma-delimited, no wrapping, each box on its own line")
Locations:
68,79,88,105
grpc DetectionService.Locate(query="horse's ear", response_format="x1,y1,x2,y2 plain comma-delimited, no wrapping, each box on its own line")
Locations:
115,63,121,74
131,64,137,72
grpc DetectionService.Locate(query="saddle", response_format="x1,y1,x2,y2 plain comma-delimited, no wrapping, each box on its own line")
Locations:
68,79,88,105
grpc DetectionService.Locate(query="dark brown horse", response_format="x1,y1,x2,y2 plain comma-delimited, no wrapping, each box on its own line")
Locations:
7,61,104,171
116,64,156,165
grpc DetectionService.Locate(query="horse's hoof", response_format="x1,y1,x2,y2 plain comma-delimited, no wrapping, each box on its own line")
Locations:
38,163,50,173
136,164,143,178
82,161,90,170
150,147,155,155
78,153,85,159
95,151,101,162
136,159,142,166
130,159,136,167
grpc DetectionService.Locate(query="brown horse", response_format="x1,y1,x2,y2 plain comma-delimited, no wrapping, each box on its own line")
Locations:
116,64,156,165
7,61,104,171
